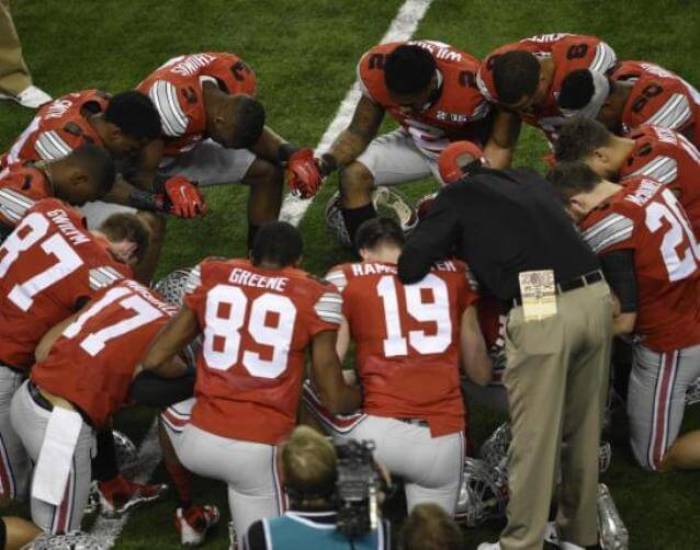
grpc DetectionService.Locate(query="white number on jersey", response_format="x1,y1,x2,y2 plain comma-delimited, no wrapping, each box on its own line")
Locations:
203,284,296,378
645,188,700,281
62,286,163,357
0,212,84,311
376,274,452,357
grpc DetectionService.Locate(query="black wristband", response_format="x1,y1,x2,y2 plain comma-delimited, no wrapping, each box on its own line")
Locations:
318,153,338,176
277,143,299,165
128,189,166,212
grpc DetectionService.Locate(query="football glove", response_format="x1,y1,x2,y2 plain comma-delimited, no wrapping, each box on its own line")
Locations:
286,148,323,199
162,176,207,218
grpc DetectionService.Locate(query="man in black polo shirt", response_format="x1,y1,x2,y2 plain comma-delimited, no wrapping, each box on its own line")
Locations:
398,150,613,550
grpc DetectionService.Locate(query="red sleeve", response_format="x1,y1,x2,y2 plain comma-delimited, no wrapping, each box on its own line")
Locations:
624,78,693,134
579,209,637,255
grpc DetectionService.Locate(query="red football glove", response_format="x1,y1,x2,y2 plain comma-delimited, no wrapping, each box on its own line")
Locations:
163,176,207,218
286,148,323,199
438,141,484,184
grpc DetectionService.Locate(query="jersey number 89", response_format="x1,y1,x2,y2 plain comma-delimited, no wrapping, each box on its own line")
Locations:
203,284,296,378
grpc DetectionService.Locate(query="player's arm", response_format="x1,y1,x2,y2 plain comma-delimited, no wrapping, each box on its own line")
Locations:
35,313,79,362
460,304,492,385
398,187,461,284
127,138,166,190
599,249,637,335
251,125,288,161
140,306,198,378
310,330,362,414
335,317,351,362
483,109,522,169
323,95,385,173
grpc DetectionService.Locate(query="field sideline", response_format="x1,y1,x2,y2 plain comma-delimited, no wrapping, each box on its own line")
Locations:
1,1,699,548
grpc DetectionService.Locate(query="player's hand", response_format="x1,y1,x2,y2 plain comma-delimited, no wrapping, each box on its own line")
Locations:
286,148,323,199
163,176,208,218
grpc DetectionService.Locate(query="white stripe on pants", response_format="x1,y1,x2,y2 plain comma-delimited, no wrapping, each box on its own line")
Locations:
167,420,284,537
627,342,700,471
0,365,28,501
10,381,95,533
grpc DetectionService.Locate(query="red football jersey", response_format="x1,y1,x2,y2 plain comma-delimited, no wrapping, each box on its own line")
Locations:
358,40,490,156
0,199,131,369
619,125,700,236
31,279,177,428
325,260,478,437
184,258,342,445
0,162,53,227
579,176,700,351
1,90,109,167
478,33,617,140
137,52,257,157
612,61,700,147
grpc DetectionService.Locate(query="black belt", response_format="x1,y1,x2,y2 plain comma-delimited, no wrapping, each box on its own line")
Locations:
27,380,54,412
512,270,604,307
27,381,94,428
397,417,429,428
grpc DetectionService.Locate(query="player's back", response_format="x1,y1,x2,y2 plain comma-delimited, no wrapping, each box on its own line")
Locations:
2,90,109,166
328,259,476,436
580,176,700,351
613,61,700,146
0,198,129,369
0,162,53,228
621,125,700,235
136,52,257,156
185,258,341,444
31,279,177,428
358,40,489,153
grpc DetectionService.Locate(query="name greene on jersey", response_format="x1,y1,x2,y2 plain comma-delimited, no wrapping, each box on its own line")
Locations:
227,267,289,292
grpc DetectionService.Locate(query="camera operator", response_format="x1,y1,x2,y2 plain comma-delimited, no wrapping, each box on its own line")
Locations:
242,426,391,550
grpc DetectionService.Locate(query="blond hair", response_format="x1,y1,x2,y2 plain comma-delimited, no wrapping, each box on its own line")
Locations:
282,426,337,500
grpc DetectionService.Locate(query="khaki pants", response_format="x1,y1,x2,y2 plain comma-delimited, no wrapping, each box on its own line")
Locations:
500,281,612,550
0,0,31,96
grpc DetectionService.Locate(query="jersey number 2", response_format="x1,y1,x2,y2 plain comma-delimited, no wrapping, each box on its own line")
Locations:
646,188,700,281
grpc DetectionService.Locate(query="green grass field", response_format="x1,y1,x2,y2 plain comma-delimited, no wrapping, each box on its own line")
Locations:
2,1,700,548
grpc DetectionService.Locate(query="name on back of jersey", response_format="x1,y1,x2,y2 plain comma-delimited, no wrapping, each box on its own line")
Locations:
228,267,288,292
351,260,459,278
625,178,664,207
46,208,90,246
169,53,217,77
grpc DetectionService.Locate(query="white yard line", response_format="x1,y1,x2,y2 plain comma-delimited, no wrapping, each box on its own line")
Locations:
90,0,434,545
279,0,435,227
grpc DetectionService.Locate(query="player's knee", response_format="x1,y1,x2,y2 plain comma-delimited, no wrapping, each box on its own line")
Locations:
340,162,374,198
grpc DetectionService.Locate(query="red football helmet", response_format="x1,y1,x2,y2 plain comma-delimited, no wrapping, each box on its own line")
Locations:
438,140,485,184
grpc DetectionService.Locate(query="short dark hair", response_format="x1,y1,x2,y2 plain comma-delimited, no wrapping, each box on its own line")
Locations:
99,213,150,263
402,503,463,550
232,96,265,149
547,160,604,201
554,116,613,162
492,50,540,105
384,44,436,96
355,216,405,251
250,221,302,267
558,69,596,111
105,91,162,140
70,144,116,195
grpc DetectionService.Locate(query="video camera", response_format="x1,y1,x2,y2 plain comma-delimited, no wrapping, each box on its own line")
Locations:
335,439,383,539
